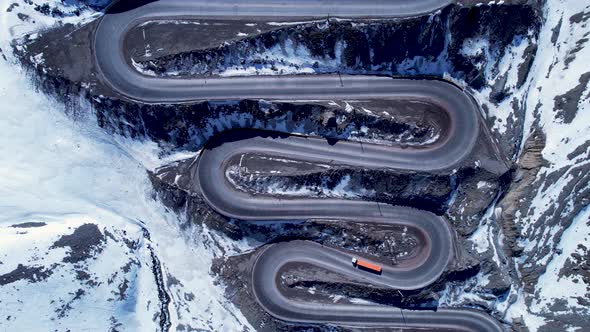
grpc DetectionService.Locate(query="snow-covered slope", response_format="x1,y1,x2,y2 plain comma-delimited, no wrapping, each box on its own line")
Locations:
0,220,162,331
0,1,253,331
500,0,590,329
442,0,590,330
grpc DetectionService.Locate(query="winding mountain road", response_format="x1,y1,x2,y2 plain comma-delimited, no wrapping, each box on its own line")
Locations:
95,1,504,331
95,0,457,103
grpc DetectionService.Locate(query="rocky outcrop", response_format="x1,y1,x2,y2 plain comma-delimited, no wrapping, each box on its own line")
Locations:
498,129,547,258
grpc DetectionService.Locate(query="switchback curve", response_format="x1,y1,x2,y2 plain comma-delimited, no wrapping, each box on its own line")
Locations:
94,0,455,103
196,126,502,331
195,93,500,332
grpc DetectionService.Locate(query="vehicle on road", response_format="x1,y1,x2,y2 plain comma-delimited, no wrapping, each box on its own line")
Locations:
352,257,382,274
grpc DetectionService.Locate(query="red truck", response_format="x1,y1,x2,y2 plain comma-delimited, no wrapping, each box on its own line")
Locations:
352,257,382,274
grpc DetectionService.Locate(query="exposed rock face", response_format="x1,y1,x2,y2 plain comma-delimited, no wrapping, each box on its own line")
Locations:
0,264,53,286
51,223,106,263
498,130,547,259
553,71,590,124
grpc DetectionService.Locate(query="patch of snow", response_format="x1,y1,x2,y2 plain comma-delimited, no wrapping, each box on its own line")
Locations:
531,206,590,314
348,297,374,305
138,20,203,27
504,289,547,331
469,34,534,135
3,0,100,41
218,38,346,77
460,38,490,60
264,174,375,199
131,58,157,77
477,181,491,189
30,52,44,66
266,19,325,26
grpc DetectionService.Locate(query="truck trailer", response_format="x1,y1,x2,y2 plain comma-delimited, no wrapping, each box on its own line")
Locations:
351,257,382,274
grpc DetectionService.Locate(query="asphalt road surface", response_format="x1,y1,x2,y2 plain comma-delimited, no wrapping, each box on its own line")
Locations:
95,1,504,331
196,125,501,331
95,0,457,103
